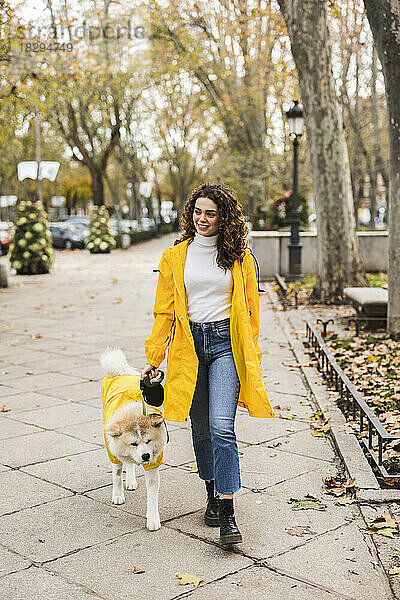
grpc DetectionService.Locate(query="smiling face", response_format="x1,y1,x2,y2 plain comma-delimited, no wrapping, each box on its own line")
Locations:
193,196,219,237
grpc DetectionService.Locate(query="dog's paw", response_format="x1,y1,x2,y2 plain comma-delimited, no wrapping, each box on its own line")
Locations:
112,493,125,505
146,516,161,531
126,480,137,491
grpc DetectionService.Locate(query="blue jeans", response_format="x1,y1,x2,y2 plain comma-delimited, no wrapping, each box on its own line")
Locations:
189,317,241,494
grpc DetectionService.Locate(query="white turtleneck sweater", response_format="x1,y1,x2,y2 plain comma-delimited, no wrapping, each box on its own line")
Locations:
183,232,233,323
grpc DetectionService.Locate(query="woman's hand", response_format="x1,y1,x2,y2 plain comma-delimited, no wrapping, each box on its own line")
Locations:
140,363,160,381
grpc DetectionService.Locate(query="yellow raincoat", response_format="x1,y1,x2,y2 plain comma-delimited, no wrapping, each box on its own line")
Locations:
144,238,276,422
101,374,163,469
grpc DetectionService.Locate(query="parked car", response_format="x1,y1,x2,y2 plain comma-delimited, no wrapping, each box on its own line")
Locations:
0,221,11,255
141,217,155,231
49,222,89,249
63,216,90,227
129,219,141,232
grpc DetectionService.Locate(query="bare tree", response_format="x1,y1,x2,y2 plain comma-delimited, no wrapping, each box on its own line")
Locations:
363,0,400,338
277,0,367,302
148,0,295,215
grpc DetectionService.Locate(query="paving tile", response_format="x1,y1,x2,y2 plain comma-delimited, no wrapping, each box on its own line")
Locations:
235,412,309,445
269,521,392,599
264,376,308,397
10,403,101,430
270,393,315,419
0,546,31,578
162,427,196,466
40,381,101,402
0,347,50,363
0,495,145,562
50,527,252,600
0,470,72,515
0,364,30,379
167,467,351,560
87,465,206,521
0,566,99,599
261,427,336,463
0,392,63,413
239,444,332,490
181,565,345,600
17,355,88,374
17,339,98,356
0,384,21,400
22,448,113,493
0,430,97,468
78,397,101,407
0,417,40,440
56,419,104,445
67,364,103,380
5,372,78,392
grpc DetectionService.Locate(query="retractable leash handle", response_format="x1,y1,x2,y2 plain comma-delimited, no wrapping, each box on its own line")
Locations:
140,370,165,407
142,370,164,387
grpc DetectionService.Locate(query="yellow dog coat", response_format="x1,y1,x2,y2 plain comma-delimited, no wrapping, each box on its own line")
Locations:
101,374,163,470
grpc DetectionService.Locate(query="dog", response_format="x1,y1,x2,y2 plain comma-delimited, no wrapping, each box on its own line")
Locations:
99,347,167,531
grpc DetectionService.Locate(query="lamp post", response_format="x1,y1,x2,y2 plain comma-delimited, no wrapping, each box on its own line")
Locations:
285,100,304,281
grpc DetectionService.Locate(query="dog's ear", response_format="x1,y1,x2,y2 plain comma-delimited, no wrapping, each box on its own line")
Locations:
105,423,122,437
149,414,164,427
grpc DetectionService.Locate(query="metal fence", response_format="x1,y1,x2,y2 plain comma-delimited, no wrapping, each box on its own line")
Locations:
305,320,399,480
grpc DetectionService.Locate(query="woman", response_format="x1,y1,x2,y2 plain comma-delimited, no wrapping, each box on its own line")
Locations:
140,182,275,546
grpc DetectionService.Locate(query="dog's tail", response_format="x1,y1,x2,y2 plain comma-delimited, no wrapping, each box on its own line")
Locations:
99,347,141,377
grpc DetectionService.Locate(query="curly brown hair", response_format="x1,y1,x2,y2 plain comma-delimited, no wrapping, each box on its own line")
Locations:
173,182,249,272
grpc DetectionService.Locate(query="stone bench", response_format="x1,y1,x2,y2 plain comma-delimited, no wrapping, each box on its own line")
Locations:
343,286,387,331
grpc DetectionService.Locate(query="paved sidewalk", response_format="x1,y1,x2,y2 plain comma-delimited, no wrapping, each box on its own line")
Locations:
0,234,395,600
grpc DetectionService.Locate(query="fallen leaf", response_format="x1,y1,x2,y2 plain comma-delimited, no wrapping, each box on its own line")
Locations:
286,525,317,537
365,514,399,538
132,564,145,574
366,527,396,538
287,494,327,511
265,441,282,448
176,573,204,588
323,474,356,496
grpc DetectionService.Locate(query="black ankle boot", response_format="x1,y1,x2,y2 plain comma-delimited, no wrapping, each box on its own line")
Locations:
204,480,219,527
219,498,242,545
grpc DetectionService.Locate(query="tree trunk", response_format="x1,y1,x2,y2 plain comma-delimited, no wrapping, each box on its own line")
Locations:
364,0,400,339
91,168,104,207
371,43,389,196
277,0,366,302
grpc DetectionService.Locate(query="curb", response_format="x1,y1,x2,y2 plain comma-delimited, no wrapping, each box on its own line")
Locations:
265,284,400,503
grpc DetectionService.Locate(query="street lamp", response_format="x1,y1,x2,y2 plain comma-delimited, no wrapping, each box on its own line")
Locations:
285,100,304,281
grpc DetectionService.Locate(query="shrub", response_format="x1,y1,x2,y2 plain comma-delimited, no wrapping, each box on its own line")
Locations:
8,199,54,275
85,205,116,254
265,190,309,231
